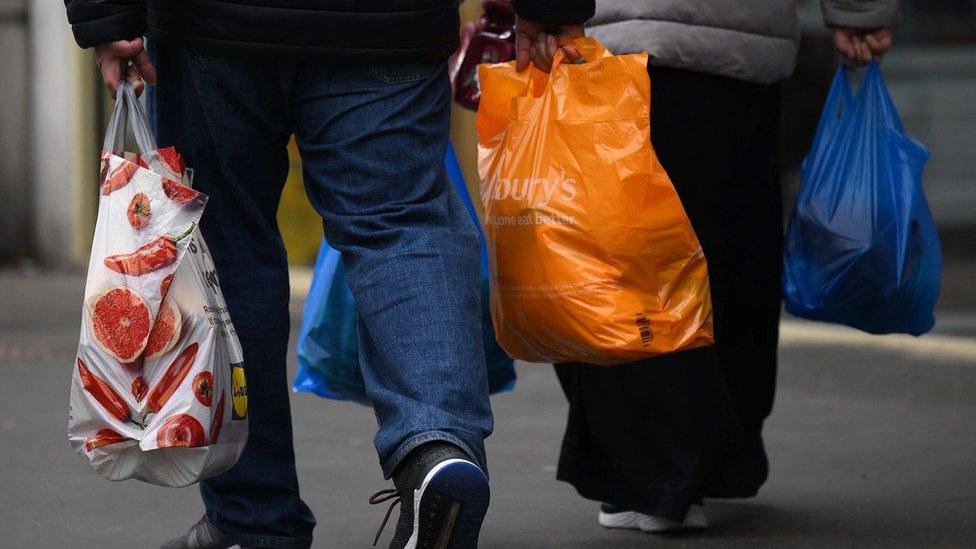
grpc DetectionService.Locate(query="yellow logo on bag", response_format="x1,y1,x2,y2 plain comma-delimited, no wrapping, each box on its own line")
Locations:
231,363,247,420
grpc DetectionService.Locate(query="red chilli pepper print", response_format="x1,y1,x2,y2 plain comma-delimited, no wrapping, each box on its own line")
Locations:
84,428,127,452
103,223,195,276
99,151,111,184
102,160,138,195
77,357,130,423
145,343,199,414
157,147,185,175
162,178,201,205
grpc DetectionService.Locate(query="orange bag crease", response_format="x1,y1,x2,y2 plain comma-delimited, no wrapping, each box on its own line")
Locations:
476,37,714,366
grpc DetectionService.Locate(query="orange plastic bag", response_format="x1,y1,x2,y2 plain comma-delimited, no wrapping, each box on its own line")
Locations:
476,37,713,366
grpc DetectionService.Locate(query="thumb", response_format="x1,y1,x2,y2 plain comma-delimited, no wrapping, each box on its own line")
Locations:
515,33,532,72
560,45,583,64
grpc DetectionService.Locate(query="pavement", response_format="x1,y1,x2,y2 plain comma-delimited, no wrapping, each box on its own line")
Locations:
1,255,975,548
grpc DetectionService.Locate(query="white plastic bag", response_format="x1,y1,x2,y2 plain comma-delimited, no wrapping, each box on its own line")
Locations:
68,81,248,487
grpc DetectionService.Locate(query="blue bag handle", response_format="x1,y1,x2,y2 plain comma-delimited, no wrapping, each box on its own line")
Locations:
802,65,854,181
862,61,905,133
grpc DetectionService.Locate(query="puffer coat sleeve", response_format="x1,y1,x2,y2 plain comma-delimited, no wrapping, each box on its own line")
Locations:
64,0,147,48
821,0,901,29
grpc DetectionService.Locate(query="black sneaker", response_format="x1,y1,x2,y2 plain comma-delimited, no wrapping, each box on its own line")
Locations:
160,516,240,549
370,442,490,549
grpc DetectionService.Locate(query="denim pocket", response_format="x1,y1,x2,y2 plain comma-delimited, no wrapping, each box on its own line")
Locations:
363,61,443,84
184,47,226,64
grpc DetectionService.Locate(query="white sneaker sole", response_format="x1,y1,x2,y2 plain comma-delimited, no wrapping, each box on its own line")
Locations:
404,458,489,549
598,504,708,534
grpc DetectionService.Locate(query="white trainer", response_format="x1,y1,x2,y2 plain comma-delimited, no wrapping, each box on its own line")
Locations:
598,503,708,534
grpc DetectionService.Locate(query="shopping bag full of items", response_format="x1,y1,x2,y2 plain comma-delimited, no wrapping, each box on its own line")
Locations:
477,38,714,365
68,81,248,487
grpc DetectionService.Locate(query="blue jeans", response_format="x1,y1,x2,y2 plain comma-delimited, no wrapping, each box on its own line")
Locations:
147,43,493,548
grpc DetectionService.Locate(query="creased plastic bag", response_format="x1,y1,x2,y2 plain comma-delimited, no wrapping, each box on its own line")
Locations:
68,81,248,487
783,62,941,335
477,37,714,366
293,145,516,402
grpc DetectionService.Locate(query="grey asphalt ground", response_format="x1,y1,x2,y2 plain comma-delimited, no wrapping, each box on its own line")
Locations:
1,255,975,548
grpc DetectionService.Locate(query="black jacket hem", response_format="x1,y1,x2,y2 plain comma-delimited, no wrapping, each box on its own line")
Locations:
512,0,595,26
147,28,459,63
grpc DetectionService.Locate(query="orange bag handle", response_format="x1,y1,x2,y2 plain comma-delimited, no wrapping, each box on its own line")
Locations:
554,36,612,68
519,37,613,99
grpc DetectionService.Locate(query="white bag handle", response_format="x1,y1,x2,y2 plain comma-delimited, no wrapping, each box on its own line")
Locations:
102,80,158,156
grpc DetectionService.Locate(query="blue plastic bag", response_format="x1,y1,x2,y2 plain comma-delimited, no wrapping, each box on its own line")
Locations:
783,62,941,335
294,145,516,403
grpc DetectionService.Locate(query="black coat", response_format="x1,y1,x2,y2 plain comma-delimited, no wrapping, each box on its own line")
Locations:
64,0,595,62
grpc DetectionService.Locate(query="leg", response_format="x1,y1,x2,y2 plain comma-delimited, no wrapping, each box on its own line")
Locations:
552,67,775,523
554,348,731,523
649,66,782,496
148,43,316,547
710,84,783,492
291,61,492,478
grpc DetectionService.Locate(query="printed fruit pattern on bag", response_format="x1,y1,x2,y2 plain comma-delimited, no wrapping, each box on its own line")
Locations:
69,144,248,486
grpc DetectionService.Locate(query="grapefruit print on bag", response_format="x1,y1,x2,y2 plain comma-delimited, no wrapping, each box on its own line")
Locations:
88,286,152,365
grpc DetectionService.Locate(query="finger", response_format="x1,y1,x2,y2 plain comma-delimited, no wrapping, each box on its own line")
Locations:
833,30,855,59
865,32,892,56
533,33,549,60
101,59,123,98
103,38,145,59
545,35,558,65
530,43,547,72
531,38,548,71
532,33,551,71
126,63,145,97
849,36,866,66
857,38,873,64
515,32,532,72
132,49,157,85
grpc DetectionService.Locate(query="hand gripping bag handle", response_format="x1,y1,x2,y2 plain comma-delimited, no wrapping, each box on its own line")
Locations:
102,79,158,156
517,37,612,101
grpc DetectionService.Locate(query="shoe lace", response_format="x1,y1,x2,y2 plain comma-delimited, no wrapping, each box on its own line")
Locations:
369,487,401,546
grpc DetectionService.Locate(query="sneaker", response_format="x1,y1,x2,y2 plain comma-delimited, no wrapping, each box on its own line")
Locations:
598,503,708,534
160,515,242,549
370,442,490,548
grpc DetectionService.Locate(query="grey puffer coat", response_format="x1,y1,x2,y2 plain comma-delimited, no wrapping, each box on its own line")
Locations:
586,0,901,84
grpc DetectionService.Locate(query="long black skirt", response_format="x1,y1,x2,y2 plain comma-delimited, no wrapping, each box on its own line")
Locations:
554,65,783,522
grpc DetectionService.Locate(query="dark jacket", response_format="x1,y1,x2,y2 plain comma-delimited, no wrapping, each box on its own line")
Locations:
64,0,596,61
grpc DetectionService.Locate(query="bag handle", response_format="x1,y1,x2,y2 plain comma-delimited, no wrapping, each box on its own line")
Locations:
520,37,611,99
859,60,905,132
549,37,598,71
102,80,158,155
